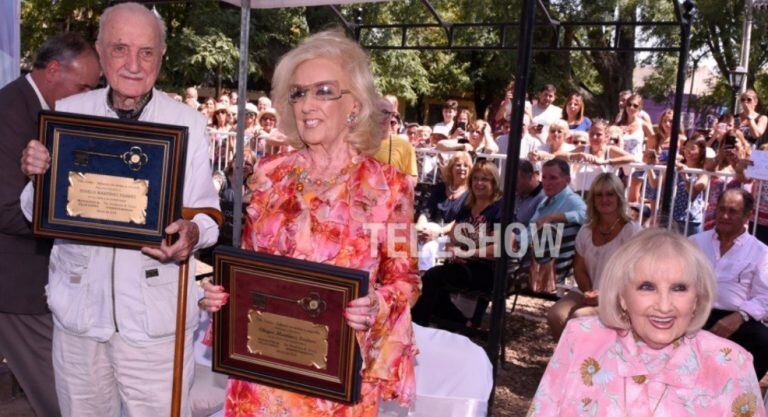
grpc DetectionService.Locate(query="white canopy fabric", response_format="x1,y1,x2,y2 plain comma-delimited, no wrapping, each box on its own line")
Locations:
220,0,390,9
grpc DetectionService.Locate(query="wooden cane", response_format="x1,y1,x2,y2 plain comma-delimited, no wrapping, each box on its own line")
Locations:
170,207,223,417
170,258,189,417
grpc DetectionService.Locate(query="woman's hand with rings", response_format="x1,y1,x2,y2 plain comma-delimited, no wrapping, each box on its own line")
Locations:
198,279,229,313
345,292,380,331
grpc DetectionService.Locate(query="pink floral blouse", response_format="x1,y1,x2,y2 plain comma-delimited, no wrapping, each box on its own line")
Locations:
226,151,419,417
529,316,766,417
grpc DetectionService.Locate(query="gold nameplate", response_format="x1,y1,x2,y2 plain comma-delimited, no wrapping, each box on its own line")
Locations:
66,172,149,224
247,310,329,370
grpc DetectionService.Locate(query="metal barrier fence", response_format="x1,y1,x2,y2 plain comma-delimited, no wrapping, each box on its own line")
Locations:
207,130,283,173
207,142,766,237
413,148,766,236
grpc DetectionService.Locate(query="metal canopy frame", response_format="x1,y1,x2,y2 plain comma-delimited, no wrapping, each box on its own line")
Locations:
223,0,695,406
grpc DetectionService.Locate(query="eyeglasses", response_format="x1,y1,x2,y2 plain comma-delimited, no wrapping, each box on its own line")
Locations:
288,81,350,104
627,102,641,109
573,140,587,145
740,97,754,103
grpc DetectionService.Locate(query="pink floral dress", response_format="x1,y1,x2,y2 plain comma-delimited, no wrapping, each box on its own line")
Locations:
226,151,419,417
529,316,766,417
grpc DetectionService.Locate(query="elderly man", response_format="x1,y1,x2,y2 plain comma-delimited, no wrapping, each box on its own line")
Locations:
690,188,768,380
20,3,220,417
0,32,99,417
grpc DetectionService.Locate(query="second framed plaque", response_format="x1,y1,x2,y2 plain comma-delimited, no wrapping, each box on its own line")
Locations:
33,111,187,248
212,246,368,404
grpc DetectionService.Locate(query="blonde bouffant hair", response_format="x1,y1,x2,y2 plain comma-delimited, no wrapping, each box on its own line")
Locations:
598,228,715,336
270,29,386,155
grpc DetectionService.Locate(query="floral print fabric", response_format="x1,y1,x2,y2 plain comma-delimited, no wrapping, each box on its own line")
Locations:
528,316,766,417
226,151,419,417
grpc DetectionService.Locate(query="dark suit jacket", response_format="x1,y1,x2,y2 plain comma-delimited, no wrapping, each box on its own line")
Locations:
0,76,52,314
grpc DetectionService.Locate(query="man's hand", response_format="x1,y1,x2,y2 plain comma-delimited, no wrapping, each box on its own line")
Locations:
535,214,556,229
21,140,51,177
141,219,199,263
709,311,745,339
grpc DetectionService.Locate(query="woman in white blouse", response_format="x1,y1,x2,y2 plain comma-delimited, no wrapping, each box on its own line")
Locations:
546,172,640,339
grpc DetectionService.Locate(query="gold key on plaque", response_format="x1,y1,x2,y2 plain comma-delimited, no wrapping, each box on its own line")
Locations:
73,146,148,171
250,291,327,317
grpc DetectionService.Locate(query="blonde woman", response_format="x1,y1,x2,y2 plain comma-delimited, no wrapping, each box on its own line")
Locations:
531,229,765,417
737,89,768,145
200,29,418,416
546,172,639,338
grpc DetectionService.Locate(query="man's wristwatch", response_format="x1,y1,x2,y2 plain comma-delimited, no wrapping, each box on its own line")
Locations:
737,310,750,322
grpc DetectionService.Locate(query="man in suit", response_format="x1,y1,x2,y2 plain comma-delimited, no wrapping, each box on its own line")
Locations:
0,33,100,417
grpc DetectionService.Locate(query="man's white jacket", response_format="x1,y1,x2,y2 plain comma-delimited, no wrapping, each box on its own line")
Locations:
21,88,220,347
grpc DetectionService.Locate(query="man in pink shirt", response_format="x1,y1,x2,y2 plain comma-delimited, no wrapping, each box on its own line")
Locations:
690,188,768,380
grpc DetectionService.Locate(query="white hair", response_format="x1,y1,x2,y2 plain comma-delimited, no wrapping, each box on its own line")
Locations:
97,2,167,49
257,96,272,107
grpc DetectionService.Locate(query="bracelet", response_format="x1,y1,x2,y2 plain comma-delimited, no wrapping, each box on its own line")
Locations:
737,310,750,322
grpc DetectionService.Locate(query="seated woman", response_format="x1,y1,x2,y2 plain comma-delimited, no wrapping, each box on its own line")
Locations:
411,160,503,329
546,172,640,339
415,152,472,271
530,229,766,417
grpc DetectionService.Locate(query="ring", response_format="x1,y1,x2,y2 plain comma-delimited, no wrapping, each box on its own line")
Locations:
197,298,206,308
365,316,372,328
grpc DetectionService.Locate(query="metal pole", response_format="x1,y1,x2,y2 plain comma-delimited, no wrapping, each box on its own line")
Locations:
739,0,753,93
486,0,535,399
686,54,702,135
232,0,251,247
660,1,694,219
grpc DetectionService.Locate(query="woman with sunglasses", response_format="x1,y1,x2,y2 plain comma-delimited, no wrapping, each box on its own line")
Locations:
619,94,655,202
200,30,419,416
736,89,767,146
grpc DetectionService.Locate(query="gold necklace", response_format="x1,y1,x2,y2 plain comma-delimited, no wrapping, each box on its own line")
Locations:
623,377,668,417
289,160,357,192
597,218,621,237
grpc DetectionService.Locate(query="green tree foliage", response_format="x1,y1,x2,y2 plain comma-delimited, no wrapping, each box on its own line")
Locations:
21,0,760,122
20,0,102,64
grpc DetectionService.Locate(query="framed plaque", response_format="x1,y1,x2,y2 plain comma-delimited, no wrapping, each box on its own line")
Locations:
212,246,368,404
33,111,187,248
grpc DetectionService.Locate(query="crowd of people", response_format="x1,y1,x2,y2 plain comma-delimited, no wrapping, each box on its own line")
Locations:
1,2,767,417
